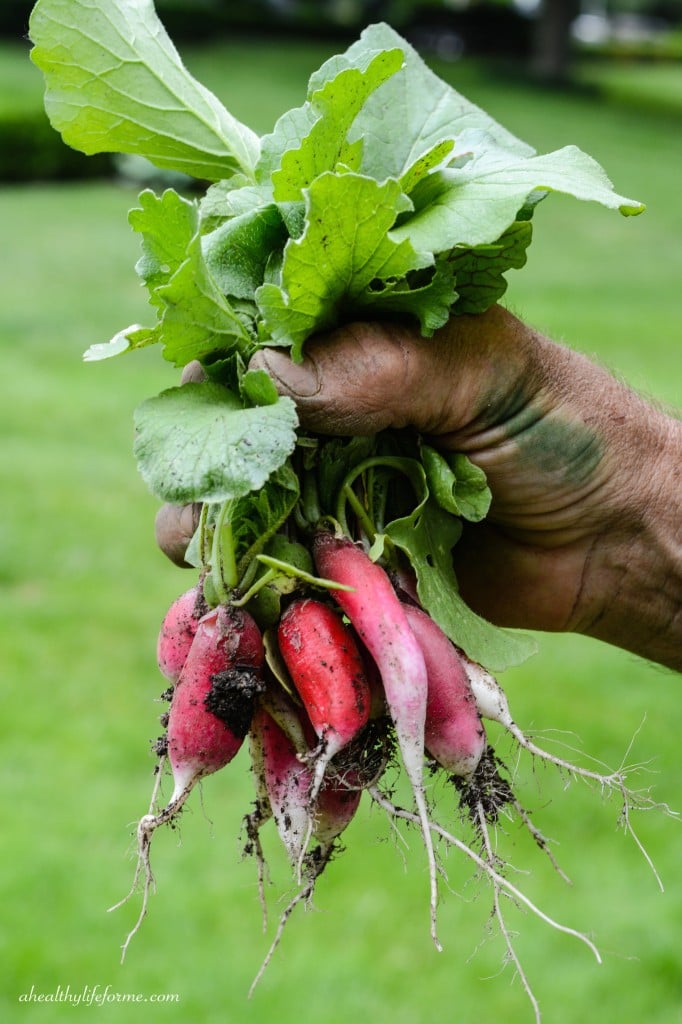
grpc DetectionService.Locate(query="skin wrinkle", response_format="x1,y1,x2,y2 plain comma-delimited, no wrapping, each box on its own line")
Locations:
566,531,604,634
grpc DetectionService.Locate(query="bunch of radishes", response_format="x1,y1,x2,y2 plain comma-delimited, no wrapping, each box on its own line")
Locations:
113,519,668,1020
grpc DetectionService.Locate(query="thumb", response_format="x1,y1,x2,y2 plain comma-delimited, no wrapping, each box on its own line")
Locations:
249,321,455,437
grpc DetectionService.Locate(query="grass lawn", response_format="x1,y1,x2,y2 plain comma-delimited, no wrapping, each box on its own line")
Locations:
3,32,682,1024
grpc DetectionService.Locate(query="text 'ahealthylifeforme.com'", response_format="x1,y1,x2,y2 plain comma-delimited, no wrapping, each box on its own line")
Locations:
18,985,180,1006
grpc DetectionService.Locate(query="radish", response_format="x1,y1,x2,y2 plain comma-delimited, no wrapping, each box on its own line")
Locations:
402,602,486,779
250,705,314,869
156,582,207,684
164,604,263,802
314,772,362,848
278,598,371,788
312,528,442,950
249,703,363,864
247,704,362,996
111,604,264,959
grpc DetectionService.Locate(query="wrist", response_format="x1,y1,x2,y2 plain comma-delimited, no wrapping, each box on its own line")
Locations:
572,407,682,669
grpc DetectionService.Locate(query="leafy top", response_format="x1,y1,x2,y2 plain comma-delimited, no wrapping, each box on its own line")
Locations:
29,0,644,669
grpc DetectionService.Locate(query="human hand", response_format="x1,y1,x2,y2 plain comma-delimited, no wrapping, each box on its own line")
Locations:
249,306,681,667
157,306,681,668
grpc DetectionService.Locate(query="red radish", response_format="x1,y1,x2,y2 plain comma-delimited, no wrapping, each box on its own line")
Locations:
250,706,314,869
257,675,310,757
164,605,263,802
112,604,264,961
402,603,486,778
315,773,362,847
156,582,207,684
312,528,441,950
277,598,371,812
249,701,362,865
247,705,362,997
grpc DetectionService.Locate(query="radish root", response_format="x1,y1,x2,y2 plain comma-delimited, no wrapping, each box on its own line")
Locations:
368,783,602,1023
108,757,196,962
249,844,334,997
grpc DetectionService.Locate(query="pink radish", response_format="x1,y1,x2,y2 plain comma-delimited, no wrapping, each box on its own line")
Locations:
250,706,314,869
249,701,362,866
314,773,362,848
312,528,442,950
156,582,207,684
402,603,486,778
247,704,362,996
112,604,264,960
165,604,264,804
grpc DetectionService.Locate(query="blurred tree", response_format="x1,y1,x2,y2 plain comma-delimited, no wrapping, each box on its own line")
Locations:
531,0,581,82
1,0,33,35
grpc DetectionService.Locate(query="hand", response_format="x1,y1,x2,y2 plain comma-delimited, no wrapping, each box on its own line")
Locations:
249,306,681,669
157,306,681,669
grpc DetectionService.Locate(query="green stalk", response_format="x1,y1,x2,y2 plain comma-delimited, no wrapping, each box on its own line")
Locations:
198,501,211,567
301,468,321,527
335,455,423,541
230,568,278,608
338,480,377,543
211,500,238,603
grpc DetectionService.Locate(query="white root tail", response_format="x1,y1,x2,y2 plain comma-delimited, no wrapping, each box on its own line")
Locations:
368,784,602,1024
249,844,334,998
467,663,680,889
108,758,197,962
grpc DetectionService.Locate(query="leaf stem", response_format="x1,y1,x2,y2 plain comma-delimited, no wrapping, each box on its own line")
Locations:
231,568,278,608
198,501,211,567
301,468,321,527
211,501,238,601
338,481,377,543
335,455,423,542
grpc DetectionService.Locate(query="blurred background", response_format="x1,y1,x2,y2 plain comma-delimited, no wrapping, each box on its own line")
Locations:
2,2,681,1022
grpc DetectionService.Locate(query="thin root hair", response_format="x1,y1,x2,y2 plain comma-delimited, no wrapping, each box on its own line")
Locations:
248,844,334,997
368,784,602,1024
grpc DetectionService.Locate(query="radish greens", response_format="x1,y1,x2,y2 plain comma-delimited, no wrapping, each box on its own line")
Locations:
29,0,644,669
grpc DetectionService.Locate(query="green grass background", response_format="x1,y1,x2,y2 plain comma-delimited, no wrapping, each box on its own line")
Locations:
2,35,681,1024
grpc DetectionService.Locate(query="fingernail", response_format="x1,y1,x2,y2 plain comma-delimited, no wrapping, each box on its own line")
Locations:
181,360,206,384
254,348,321,399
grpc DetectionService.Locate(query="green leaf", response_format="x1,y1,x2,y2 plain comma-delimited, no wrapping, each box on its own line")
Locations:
421,446,491,522
83,324,138,362
129,189,197,302
256,45,403,195
399,138,456,195
229,463,301,577
394,136,645,253
269,48,404,201
449,220,532,314
240,367,280,407
359,258,457,336
202,203,287,300
128,189,254,366
345,23,533,183
199,180,271,227
386,498,536,671
133,381,298,503
29,0,259,180
256,172,432,358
